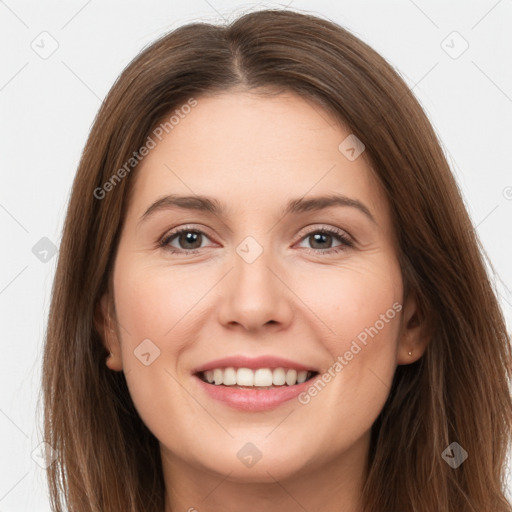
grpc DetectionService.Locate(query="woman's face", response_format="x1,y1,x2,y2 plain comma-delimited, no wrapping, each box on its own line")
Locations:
102,91,421,484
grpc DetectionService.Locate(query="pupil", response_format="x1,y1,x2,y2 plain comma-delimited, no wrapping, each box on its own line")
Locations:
311,233,331,249
180,231,201,249
177,231,332,250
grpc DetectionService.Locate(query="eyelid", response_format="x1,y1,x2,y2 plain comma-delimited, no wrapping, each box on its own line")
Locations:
159,224,217,248
159,223,355,255
295,223,354,243
294,225,354,255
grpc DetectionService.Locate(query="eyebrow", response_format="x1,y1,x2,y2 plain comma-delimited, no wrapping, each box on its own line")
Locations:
138,193,376,225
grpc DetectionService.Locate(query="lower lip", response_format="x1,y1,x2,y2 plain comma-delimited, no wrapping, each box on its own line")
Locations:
194,374,317,411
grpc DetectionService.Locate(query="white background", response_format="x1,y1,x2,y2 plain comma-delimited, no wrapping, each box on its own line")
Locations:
0,0,511,509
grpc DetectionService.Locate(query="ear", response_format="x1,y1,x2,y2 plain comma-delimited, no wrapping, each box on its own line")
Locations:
94,293,123,371
396,292,429,365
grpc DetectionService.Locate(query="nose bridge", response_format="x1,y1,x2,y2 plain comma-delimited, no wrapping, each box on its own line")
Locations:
217,233,293,330
233,234,278,301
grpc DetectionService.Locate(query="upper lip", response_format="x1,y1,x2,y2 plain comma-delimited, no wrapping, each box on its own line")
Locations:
192,355,318,374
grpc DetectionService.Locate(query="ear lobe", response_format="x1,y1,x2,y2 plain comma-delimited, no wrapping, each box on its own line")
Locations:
397,292,429,365
94,294,123,371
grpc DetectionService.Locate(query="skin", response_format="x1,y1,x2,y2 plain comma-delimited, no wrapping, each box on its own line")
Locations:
97,91,427,512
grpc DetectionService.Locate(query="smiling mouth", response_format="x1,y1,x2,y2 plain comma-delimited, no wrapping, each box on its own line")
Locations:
196,367,319,389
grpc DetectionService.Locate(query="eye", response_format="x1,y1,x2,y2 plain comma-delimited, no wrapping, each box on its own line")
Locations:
159,225,354,256
295,227,354,255
159,226,215,254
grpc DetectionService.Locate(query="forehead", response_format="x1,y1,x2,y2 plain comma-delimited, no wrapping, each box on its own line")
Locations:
126,91,390,224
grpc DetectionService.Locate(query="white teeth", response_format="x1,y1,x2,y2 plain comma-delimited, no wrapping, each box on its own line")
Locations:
223,367,237,386
285,369,297,386
213,368,223,385
272,367,286,386
200,367,314,387
254,368,273,386
236,368,254,386
297,370,308,384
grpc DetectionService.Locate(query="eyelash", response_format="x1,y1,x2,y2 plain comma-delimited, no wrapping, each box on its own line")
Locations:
158,225,354,256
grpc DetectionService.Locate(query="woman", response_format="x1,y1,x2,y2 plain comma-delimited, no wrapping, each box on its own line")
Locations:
42,8,512,512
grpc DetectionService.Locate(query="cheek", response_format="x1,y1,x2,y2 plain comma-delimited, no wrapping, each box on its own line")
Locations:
110,261,192,406
112,261,209,449
113,259,209,351
296,256,402,354
292,258,402,419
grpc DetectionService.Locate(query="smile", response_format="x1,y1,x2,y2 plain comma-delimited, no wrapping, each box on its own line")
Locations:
198,367,318,388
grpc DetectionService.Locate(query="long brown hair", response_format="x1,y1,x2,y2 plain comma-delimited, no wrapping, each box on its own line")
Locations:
42,8,512,511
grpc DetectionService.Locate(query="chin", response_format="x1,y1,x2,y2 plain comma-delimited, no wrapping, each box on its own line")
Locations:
194,440,311,483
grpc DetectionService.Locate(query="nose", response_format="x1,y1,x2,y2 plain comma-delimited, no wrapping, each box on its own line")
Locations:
216,244,294,333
